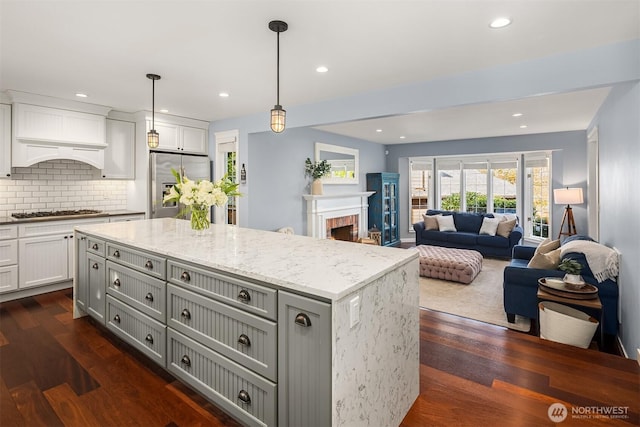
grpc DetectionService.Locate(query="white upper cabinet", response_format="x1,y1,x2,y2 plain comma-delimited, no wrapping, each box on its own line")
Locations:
103,119,135,179
147,120,208,155
0,104,11,178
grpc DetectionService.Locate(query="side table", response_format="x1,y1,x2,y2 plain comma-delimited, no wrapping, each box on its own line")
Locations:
537,285,603,350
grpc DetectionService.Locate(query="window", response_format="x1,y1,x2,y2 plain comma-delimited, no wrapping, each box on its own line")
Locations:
436,161,461,211
463,162,488,213
410,160,432,224
491,161,518,214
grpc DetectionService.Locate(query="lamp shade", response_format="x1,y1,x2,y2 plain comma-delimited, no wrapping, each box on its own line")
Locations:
554,187,583,205
147,130,159,148
270,105,286,133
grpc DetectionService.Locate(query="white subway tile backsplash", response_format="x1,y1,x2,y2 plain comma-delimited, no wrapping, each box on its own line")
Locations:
0,159,128,217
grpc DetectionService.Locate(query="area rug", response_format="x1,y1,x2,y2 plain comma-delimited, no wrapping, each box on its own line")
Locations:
419,257,531,332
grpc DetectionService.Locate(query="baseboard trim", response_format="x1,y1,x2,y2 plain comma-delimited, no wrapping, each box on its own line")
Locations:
0,280,72,303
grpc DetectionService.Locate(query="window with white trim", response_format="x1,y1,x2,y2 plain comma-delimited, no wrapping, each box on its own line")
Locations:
524,155,551,239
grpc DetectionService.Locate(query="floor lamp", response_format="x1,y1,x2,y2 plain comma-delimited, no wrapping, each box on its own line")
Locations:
554,187,584,239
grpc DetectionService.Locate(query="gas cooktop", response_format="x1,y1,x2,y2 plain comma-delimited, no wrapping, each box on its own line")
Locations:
12,209,102,219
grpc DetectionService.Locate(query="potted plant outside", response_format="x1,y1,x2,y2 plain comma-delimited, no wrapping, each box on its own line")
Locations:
558,258,584,288
305,158,332,195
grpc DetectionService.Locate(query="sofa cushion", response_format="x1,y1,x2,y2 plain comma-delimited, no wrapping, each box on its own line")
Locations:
422,214,440,231
479,217,501,236
436,215,457,232
453,212,484,233
422,230,449,242
477,234,510,248
527,248,561,269
447,232,478,246
496,219,517,238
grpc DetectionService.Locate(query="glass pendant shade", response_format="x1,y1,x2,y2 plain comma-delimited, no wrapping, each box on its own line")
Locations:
147,129,159,148
270,105,286,133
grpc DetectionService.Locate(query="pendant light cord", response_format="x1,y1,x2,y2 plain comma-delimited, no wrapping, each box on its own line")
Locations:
276,31,280,106
152,78,155,129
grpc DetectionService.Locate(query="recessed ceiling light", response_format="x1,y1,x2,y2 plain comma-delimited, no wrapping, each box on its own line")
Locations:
316,66,328,73
219,92,230,98
75,93,88,98
376,129,383,133
512,113,523,117
160,109,169,113
489,17,512,29
520,125,528,129
399,136,406,139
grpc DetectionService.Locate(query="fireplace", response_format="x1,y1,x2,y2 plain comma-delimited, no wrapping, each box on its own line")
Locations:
304,192,374,239
326,214,359,241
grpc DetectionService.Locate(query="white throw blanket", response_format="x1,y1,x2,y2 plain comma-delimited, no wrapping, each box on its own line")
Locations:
560,240,619,283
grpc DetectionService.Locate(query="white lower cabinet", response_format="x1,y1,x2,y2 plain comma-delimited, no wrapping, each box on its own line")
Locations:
18,234,70,288
0,225,18,292
76,233,332,427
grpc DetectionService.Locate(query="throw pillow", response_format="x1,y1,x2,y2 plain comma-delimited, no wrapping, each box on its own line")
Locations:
422,214,441,231
492,213,518,223
436,214,457,232
496,218,516,238
527,248,561,269
479,217,501,236
535,237,561,254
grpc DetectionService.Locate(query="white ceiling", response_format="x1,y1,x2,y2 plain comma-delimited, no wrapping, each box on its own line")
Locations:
1,1,638,143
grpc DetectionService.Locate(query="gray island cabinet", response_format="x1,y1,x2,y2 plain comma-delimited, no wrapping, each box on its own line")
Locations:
74,218,419,427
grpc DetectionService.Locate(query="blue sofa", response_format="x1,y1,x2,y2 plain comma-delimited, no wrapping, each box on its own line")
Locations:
503,243,619,335
413,210,523,258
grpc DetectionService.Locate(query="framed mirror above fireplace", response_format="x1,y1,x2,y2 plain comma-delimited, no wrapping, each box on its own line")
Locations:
315,142,359,185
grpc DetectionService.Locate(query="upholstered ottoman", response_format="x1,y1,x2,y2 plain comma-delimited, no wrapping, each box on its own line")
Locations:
415,245,483,284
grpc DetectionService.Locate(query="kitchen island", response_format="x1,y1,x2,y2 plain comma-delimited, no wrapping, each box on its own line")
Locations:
74,218,419,427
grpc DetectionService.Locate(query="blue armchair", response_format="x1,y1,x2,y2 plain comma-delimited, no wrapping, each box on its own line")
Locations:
503,244,619,335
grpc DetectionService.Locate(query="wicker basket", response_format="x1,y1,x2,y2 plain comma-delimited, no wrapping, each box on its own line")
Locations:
539,302,599,349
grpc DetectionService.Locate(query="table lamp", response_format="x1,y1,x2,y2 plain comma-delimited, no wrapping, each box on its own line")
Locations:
554,187,583,239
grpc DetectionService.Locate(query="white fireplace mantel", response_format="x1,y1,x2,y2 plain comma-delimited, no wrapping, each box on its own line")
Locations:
303,192,375,239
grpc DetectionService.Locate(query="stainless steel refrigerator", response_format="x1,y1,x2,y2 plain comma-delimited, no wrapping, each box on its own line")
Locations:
149,152,211,219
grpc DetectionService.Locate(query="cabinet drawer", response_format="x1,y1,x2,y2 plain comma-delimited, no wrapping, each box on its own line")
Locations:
106,261,166,322
0,239,17,266
0,265,18,293
168,260,276,321
0,225,17,240
85,237,105,257
168,284,276,381
106,243,166,280
168,329,276,427
106,295,166,366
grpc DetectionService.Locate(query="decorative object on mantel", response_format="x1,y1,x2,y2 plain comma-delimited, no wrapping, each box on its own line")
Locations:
146,73,161,148
305,157,332,195
268,20,288,133
558,257,584,289
554,187,583,239
163,168,240,234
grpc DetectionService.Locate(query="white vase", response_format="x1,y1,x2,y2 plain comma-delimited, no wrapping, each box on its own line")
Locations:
311,179,323,195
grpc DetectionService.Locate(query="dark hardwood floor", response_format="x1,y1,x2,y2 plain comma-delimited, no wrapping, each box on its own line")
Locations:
1,289,638,426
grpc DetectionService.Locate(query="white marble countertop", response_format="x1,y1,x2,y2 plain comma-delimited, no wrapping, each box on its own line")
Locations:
75,218,418,301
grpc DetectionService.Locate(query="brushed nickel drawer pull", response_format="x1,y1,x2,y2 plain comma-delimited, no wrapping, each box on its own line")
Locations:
92,263,99,270
295,313,312,327
145,334,153,344
180,271,191,282
237,390,251,405
113,250,120,258
181,355,191,367
238,334,251,347
237,289,251,303
145,293,154,302
113,278,121,287
145,260,153,269
92,243,99,250
113,314,120,323
181,309,191,320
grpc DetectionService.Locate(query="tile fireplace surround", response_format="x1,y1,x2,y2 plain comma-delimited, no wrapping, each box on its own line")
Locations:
303,192,374,239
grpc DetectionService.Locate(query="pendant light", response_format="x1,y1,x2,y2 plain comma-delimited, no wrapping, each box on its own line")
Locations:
269,20,288,133
146,73,161,148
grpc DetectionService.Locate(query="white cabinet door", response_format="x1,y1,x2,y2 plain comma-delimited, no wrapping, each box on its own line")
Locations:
18,234,70,288
181,126,208,154
0,104,11,178
150,121,180,151
103,119,135,179
0,266,18,293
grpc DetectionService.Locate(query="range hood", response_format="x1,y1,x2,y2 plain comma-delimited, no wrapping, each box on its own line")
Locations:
9,91,111,169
